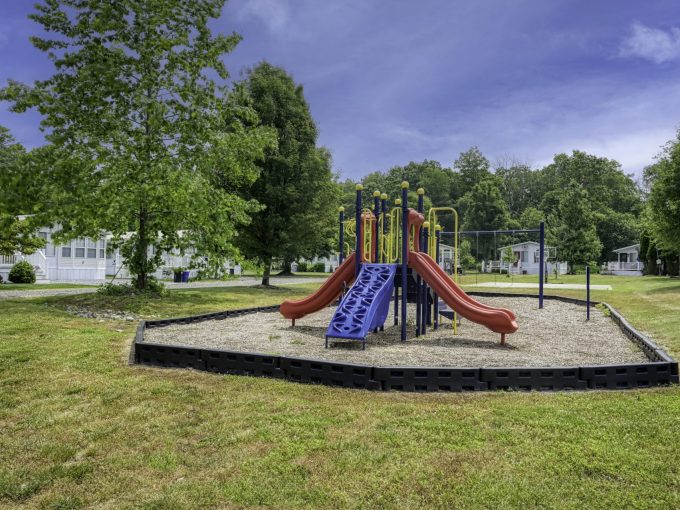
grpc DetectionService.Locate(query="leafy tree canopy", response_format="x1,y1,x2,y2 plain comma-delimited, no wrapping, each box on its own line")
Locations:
1,0,274,289
644,130,680,255
232,62,339,285
548,180,602,271
0,126,45,256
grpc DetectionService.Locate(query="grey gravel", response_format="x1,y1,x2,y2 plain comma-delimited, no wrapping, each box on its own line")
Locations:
144,296,650,367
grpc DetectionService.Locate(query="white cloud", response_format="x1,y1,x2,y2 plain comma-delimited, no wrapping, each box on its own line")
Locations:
619,22,680,64
236,0,289,33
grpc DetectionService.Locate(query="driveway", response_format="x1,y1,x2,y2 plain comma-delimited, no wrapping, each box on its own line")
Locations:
0,276,328,300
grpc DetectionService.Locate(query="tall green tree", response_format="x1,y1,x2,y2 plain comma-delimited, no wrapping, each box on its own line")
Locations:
1,0,273,289
233,62,339,285
0,126,45,256
539,151,642,261
453,147,491,198
645,131,680,258
548,181,601,272
458,177,510,259
495,163,544,217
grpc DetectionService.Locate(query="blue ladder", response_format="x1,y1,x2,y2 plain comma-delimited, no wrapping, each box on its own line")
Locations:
325,264,396,349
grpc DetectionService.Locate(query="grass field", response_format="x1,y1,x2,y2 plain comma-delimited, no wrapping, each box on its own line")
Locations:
1,276,679,508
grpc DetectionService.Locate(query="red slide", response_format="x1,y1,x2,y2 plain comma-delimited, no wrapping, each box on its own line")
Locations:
280,253,356,320
408,251,518,335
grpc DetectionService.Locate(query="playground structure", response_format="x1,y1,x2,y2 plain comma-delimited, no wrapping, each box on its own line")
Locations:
136,182,678,391
280,182,520,348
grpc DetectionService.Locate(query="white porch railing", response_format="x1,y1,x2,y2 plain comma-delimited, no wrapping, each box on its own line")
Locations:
0,251,48,275
0,254,18,265
485,260,522,274
607,261,643,271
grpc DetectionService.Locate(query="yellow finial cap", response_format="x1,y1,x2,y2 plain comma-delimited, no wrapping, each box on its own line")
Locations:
401,181,409,189
355,183,364,191
417,187,425,195
381,193,388,200
373,190,381,198
338,206,344,213
435,224,442,231
423,221,430,229
395,198,402,205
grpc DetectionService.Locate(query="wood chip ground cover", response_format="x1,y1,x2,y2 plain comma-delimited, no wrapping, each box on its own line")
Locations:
144,297,649,367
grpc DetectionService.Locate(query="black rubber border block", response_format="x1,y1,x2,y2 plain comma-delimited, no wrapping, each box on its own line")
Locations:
279,357,381,390
202,349,283,379
372,367,487,392
480,367,587,391
580,363,676,389
135,341,204,370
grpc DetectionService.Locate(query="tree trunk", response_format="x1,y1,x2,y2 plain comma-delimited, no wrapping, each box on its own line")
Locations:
134,206,149,290
261,258,272,286
277,257,294,276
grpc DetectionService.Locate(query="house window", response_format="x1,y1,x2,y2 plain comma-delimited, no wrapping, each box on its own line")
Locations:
75,239,86,258
520,251,528,263
98,240,106,259
61,244,72,257
87,239,97,259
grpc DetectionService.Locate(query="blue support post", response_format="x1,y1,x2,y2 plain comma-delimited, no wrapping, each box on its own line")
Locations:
421,222,429,335
401,182,409,342
586,265,591,321
539,220,545,309
434,225,441,330
355,184,363,277
338,207,345,266
394,198,401,326
415,188,424,337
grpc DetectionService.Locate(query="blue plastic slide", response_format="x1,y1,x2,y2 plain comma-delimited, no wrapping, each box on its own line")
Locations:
325,264,396,349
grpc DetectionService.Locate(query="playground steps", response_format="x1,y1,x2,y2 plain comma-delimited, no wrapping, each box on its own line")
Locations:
325,264,397,349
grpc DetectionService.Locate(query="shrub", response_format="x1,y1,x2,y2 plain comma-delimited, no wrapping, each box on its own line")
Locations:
97,278,166,297
311,262,326,273
8,260,36,284
296,261,308,272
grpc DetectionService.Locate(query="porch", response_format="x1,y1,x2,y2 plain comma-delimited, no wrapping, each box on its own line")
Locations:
0,251,49,282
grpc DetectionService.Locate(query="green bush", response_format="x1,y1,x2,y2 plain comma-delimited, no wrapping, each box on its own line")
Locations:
296,261,308,272
311,262,326,273
97,278,166,297
8,260,36,284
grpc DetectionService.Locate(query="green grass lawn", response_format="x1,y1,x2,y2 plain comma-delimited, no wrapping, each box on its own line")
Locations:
1,278,680,508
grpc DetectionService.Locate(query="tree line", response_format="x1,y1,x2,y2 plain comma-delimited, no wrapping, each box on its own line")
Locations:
340,147,645,272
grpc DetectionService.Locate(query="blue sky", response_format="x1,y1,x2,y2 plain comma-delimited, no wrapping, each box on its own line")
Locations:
2,1,680,180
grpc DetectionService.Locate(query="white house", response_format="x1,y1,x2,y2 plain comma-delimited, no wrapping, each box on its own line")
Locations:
438,243,459,274
291,253,340,273
602,244,643,276
1,224,240,283
483,241,567,275
0,225,107,282
106,245,241,280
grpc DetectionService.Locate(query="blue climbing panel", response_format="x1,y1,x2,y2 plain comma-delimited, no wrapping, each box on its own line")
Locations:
326,264,396,348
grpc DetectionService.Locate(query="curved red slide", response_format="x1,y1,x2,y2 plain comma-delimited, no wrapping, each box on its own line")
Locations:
415,252,516,321
280,253,356,320
408,251,518,335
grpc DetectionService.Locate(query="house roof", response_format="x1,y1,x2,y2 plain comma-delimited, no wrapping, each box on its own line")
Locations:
613,244,640,253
